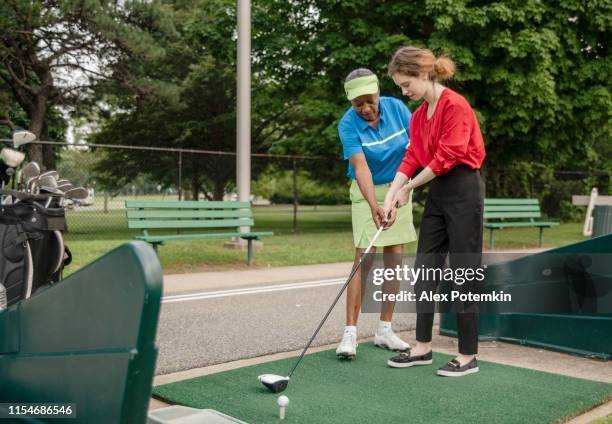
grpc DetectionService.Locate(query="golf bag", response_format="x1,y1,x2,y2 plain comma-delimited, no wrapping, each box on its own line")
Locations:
0,160,12,186
0,189,71,306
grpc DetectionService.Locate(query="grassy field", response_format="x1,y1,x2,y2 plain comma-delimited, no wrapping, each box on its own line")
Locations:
63,204,589,275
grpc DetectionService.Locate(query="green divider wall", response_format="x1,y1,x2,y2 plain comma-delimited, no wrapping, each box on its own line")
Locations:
0,241,163,423
440,234,612,359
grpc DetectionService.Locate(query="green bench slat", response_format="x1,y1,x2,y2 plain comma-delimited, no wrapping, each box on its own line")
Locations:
127,210,252,219
125,200,250,209
135,231,274,243
483,198,558,248
125,200,272,264
484,212,542,219
484,221,559,229
484,205,541,212
128,219,254,229
484,198,540,205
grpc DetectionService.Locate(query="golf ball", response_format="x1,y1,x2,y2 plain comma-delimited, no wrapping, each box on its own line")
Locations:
277,395,289,407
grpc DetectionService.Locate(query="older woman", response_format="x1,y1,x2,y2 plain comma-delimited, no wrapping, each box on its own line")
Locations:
336,68,417,359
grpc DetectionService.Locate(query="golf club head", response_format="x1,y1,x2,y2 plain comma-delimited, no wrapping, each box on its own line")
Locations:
57,183,74,192
39,175,58,189
65,187,88,200
0,147,25,168
39,186,64,196
19,161,40,188
12,128,36,148
258,374,289,393
21,161,40,183
40,170,59,180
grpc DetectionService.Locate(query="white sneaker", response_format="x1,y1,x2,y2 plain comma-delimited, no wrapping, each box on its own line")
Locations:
336,331,357,359
374,330,410,352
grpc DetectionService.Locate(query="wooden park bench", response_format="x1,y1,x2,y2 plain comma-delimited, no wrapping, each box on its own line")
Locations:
125,200,273,265
484,198,559,249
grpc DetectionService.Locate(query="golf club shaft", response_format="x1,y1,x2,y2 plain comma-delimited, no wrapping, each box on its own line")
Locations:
287,224,386,378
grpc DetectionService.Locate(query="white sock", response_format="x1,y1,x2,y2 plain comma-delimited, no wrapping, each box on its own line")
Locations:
377,320,392,334
344,325,357,335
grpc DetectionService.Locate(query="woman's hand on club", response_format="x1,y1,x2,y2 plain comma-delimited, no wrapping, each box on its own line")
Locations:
381,199,396,229
371,206,384,228
383,207,397,229
394,184,412,207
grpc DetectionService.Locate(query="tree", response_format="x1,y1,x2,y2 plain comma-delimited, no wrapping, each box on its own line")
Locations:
252,0,611,213
0,0,174,167
90,0,241,200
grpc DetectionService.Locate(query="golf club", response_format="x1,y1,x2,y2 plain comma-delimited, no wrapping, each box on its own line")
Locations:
12,128,36,148
39,174,58,189
39,170,59,180
258,220,389,393
65,187,88,200
57,182,74,192
21,161,40,188
0,147,26,168
26,176,39,193
39,186,64,208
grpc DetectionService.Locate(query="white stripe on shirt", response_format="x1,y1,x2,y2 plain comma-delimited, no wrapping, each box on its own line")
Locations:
361,128,407,147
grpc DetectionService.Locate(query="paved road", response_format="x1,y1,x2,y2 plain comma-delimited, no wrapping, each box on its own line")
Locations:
154,277,417,375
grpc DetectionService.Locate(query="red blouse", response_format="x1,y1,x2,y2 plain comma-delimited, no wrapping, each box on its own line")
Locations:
397,88,485,177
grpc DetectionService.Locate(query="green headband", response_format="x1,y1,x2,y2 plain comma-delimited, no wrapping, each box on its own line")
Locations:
344,75,379,100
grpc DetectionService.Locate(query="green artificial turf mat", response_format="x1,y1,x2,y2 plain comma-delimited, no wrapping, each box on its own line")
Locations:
153,343,612,424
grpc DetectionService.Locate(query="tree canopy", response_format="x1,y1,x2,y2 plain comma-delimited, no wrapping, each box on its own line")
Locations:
0,0,174,166
1,0,610,210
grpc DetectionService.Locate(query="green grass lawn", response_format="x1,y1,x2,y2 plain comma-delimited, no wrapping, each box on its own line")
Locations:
63,205,589,275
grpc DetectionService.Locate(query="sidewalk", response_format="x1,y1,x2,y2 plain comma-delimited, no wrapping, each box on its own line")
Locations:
162,261,353,295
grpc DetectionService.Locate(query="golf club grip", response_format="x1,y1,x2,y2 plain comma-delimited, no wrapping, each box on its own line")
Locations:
287,225,385,378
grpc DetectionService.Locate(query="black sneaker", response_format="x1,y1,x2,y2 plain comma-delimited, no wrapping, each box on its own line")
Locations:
387,350,433,368
437,358,479,377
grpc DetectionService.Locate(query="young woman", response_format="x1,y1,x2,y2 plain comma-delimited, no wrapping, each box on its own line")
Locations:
336,68,417,359
383,47,486,376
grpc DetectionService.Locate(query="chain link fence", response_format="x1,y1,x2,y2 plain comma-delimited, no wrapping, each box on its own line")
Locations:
10,142,349,242
3,140,609,241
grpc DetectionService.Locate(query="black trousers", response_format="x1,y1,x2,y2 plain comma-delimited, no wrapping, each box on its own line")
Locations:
414,165,484,355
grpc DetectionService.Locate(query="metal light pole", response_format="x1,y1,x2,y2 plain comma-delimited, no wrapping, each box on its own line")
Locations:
237,0,251,233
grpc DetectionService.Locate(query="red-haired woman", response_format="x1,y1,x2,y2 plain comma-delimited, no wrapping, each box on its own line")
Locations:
383,46,486,377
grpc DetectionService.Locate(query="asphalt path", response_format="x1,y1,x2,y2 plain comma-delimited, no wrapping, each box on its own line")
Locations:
154,278,417,375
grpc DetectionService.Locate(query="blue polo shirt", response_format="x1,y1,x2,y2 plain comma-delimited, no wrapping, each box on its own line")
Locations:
338,96,411,185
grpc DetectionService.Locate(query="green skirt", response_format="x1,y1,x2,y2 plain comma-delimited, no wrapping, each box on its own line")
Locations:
350,180,417,248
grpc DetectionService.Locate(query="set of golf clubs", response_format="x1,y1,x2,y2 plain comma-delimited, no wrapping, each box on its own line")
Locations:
20,163,90,208
1,129,91,208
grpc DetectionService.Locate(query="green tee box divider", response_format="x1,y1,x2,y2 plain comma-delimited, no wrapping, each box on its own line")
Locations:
152,343,612,424
441,233,612,359
0,241,163,424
